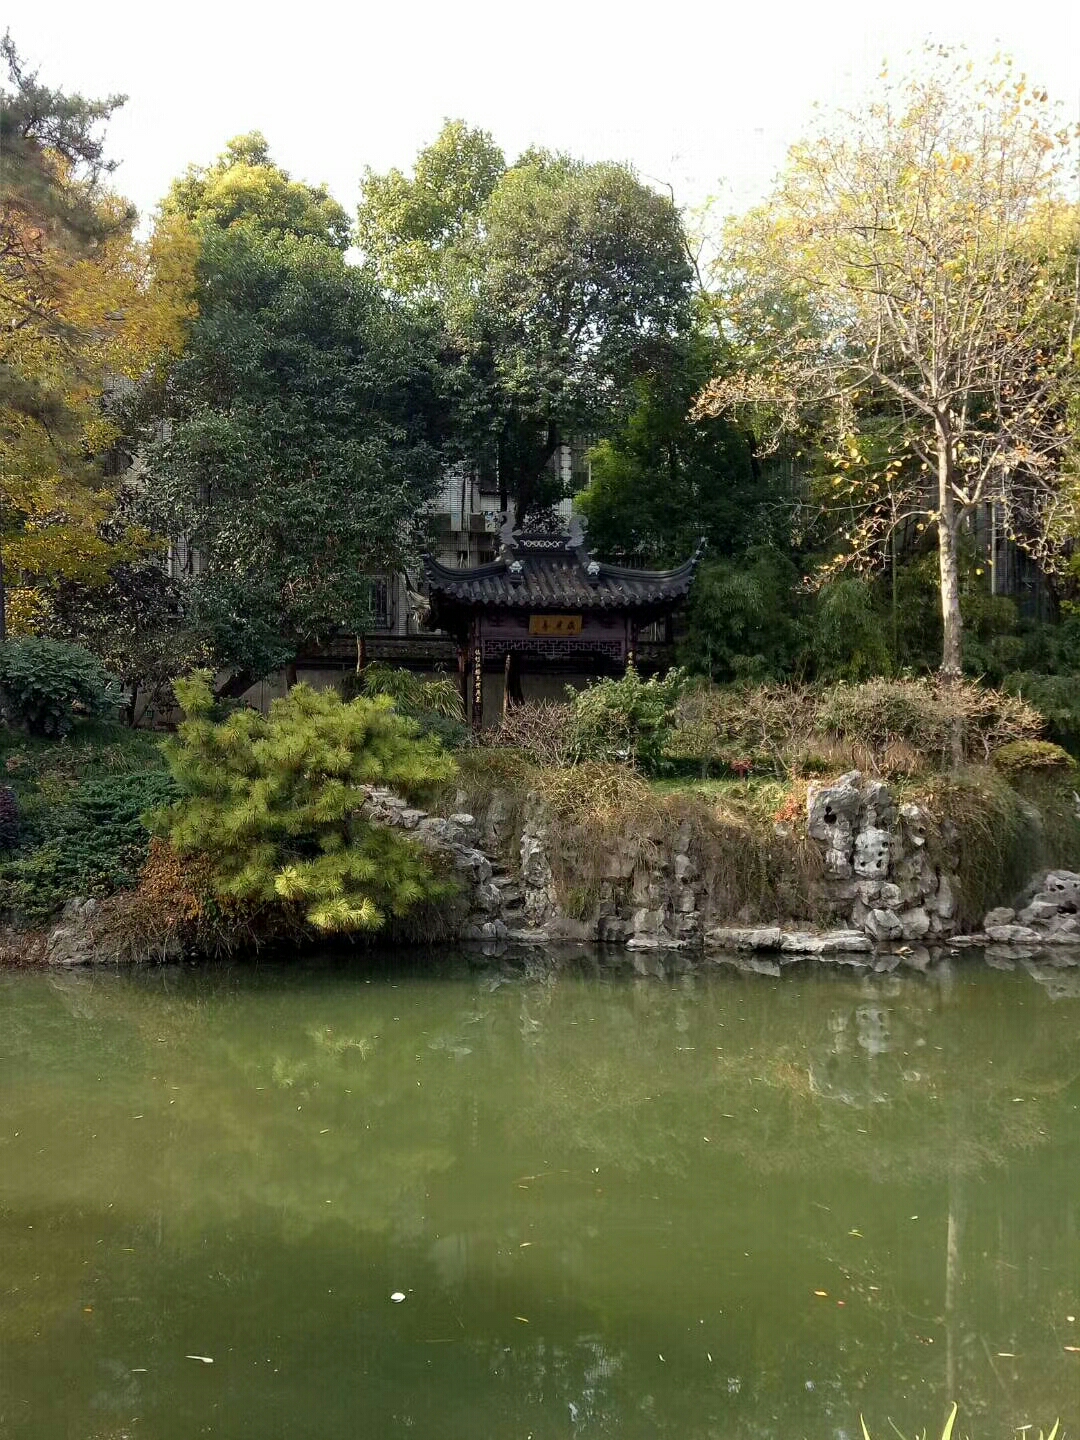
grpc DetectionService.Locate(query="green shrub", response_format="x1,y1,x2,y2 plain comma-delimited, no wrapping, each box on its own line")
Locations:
345,662,463,719
154,672,458,934
1003,671,1080,753
664,683,821,777
0,638,116,737
0,770,177,926
341,664,470,750
0,786,18,850
569,666,685,775
991,739,1074,775
810,577,891,680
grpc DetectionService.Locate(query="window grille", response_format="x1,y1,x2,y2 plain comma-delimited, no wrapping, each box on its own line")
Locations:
368,577,390,629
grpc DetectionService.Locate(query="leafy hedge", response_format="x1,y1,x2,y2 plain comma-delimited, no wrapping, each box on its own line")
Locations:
0,638,116,737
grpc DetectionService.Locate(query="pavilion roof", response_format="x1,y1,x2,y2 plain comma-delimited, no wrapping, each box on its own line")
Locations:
423,517,705,616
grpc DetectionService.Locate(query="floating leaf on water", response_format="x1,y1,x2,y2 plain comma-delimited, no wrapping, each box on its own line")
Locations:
515,1316,529,1323
390,1292,406,1303
813,1290,828,1297
185,1355,214,1364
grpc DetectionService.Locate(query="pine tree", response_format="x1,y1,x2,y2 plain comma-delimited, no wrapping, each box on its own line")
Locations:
154,675,457,934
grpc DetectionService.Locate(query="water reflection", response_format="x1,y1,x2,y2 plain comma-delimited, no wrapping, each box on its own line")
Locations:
1,950,1079,1437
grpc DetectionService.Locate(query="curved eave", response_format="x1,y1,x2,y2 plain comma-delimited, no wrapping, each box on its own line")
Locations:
596,537,707,595
422,538,706,609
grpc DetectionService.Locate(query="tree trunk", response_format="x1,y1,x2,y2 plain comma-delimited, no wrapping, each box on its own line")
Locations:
935,416,965,768
0,532,6,644
935,420,964,678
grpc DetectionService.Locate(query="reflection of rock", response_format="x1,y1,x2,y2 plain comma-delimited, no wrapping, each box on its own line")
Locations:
1022,954,1080,1000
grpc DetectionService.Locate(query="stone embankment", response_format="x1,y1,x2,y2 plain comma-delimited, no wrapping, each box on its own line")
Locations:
39,772,1080,964
359,769,1080,957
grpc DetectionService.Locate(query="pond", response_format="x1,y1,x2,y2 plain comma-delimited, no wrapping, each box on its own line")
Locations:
1,949,1079,1438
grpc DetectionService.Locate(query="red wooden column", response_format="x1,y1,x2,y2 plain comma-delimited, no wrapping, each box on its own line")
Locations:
457,637,469,714
471,616,483,729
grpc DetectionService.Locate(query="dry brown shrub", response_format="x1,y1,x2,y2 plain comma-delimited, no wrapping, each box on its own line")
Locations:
482,702,576,768
815,677,1042,770
666,685,818,776
98,838,304,961
668,678,1044,779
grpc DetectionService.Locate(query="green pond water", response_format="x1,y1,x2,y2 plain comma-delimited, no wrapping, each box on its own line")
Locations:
1,950,1079,1439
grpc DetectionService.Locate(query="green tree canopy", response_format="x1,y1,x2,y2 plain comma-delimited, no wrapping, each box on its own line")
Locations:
163,131,352,249
360,125,695,519
357,119,505,293
577,328,767,565
137,226,446,689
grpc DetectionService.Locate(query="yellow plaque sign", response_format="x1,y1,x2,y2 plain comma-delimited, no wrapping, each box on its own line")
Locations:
529,614,582,636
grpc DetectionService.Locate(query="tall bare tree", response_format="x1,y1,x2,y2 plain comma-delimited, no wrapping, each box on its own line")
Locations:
700,49,1080,675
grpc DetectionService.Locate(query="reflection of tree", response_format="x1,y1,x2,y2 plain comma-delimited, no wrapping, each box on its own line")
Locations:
1,957,1079,1436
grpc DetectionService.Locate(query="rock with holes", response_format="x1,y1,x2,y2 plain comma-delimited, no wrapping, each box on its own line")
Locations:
1042,870,1080,902
853,826,894,880
807,772,863,850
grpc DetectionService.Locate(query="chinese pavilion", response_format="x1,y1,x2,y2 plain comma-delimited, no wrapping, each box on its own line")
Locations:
423,515,705,726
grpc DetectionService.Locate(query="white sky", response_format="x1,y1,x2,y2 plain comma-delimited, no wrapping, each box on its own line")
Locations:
11,0,1080,229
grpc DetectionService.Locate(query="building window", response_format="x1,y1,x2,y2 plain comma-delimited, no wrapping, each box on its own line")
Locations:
367,577,390,629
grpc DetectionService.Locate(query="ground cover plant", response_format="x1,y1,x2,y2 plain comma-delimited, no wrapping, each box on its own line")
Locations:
0,718,171,926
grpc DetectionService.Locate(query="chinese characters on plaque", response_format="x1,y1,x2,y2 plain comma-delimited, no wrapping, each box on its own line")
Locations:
528,614,583,636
